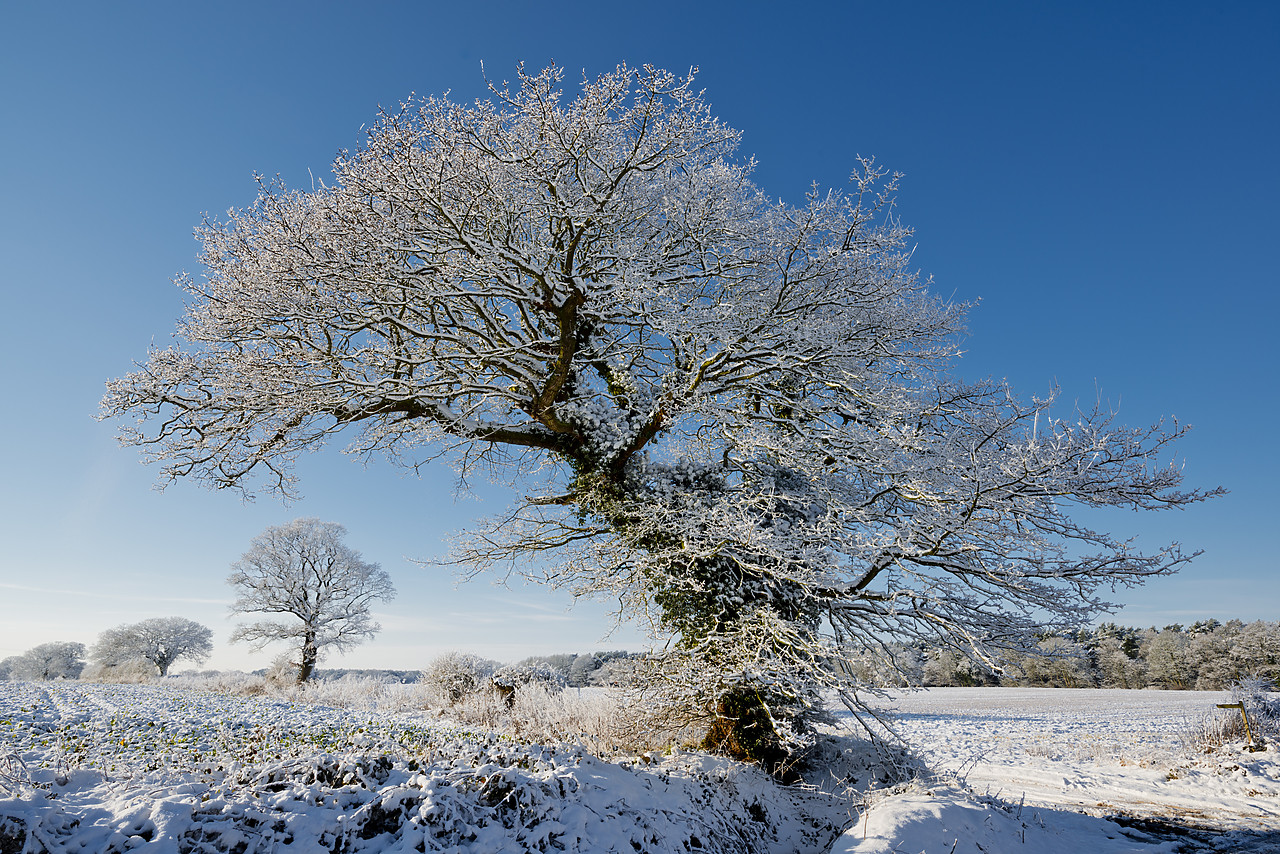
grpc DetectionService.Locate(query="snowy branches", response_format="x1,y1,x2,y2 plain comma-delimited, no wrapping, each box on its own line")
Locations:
103,63,1219,769
228,518,395,683
91,617,212,677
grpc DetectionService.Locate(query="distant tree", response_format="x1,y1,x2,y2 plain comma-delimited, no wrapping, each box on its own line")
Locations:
567,654,599,688
515,653,578,682
492,661,568,707
1094,636,1146,689
0,657,16,680
228,518,395,683
101,62,1221,772
9,642,86,680
1145,628,1196,689
921,648,986,687
1033,636,1096,687
563,650,634,687
592,654,642,687
91,617,213,677
844,643,925,689
1231,621,1280,682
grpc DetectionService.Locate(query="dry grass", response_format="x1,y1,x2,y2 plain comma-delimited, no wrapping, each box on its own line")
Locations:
1183,677,1277,753
153,671,689,758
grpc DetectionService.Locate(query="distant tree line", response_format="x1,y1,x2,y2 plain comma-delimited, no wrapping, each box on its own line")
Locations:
0,618,213,681
7,620,1276,693
847,620,1280,690
0,639,640,690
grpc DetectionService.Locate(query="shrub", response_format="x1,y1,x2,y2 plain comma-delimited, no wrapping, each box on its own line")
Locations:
1232,674,1279,745
422,652,497,705
82,659,157,683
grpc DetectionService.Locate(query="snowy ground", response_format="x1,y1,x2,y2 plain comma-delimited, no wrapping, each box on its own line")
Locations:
833,688,1280,853
1,683,1277,853
0,681,853,852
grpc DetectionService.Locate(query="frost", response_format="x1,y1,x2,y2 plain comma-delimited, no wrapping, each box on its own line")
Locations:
102,63,1220,768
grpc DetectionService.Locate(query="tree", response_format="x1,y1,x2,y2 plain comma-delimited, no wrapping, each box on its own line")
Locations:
103,63,1218,772
1011,636,1095,688
1231,621,1280,682
9,642,86,681
1145,628,1196,689
227,518,394,683
1089,624,1146,689
91,617,213,676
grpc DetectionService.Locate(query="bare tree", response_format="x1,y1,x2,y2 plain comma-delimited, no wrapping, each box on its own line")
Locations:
103,63,1219,771
227,518,394,683
91,617,213,676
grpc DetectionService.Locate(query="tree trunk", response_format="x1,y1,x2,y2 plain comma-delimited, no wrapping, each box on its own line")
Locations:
298,632,318,683
701,687,800,783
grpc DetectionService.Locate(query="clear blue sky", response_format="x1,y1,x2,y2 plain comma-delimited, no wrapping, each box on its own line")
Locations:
1,1,1275,671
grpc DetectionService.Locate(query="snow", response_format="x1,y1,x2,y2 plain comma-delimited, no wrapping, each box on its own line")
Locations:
0,682,847,852
2,683,1278,853
834,688,1280,853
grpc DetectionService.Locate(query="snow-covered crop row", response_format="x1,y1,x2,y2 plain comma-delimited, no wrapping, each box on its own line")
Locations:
0,681,855,853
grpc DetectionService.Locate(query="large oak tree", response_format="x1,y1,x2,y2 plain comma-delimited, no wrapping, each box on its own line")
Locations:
104,64,1217,773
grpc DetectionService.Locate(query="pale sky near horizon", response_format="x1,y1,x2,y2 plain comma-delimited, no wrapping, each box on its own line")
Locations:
1,1,1275,672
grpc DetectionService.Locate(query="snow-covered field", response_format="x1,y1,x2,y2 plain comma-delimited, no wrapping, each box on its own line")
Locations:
1,683,1277,853
836,688,1280,853
0,681,854,853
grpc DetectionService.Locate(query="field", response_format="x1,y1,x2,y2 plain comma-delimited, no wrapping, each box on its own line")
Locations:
842,688,1280,853
1,682,1278,853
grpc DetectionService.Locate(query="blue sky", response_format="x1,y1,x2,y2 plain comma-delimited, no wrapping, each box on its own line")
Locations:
1,2,1275,671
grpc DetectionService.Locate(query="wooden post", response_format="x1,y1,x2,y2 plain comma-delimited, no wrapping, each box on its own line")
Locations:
1217,702,1265,752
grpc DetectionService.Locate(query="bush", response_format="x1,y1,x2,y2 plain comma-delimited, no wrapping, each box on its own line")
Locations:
422,652,497,705
82,659,157,683
1232,674,1279,745
265,653,302,688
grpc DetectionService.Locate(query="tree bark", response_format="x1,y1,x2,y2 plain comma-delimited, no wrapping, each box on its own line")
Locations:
298,632,318,684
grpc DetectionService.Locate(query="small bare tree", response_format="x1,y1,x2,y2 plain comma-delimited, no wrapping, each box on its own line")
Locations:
91,617,213,676
228,518,395,683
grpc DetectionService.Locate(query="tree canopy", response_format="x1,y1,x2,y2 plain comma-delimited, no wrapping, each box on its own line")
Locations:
228,518,395,683
6,642,86,681
103,64,1218,772
91,617,213,676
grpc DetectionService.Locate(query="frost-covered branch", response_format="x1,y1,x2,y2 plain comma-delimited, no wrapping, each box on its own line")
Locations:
227,518,395,683
103,63,1219,771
